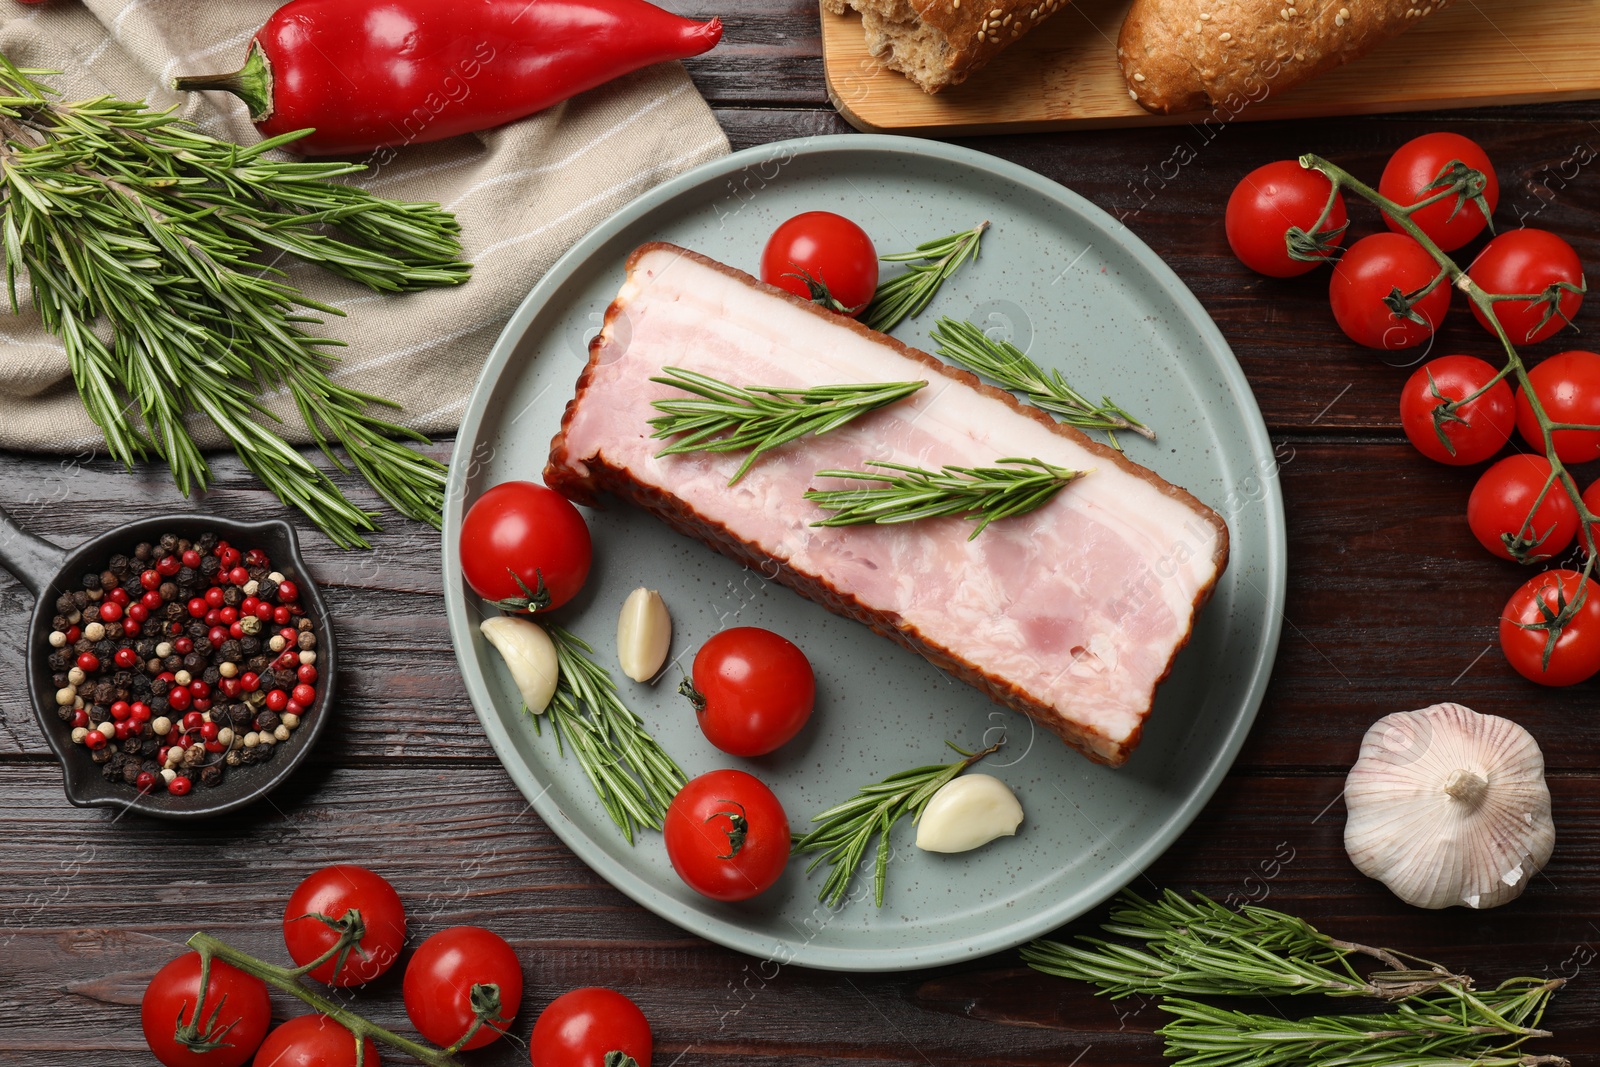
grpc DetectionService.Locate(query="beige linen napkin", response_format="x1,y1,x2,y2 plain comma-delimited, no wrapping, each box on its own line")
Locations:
0,0,730,452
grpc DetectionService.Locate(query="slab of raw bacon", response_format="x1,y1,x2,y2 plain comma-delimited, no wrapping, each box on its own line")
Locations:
546,243,1228,766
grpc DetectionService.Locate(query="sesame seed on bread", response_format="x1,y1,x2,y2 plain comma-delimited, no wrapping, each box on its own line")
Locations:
827,0,1070,93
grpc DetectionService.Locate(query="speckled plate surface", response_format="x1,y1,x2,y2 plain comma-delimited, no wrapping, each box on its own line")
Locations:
443,136,1286,972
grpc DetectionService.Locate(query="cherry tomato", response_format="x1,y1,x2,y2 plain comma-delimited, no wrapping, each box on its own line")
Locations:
530,987,652,1067
1468,229,1585,345
283,865,406,987
1514,350,1600,463
663,769,790,902
461,481,592,612
403,926,523,1051
1467,455,1578,562
684,627,816,756
1583,479,1600,551
1398,355,1514,465
1329,233,1450,350
1225,160,1348,277
1500,569,1600,686
760,211,878,317
141,952,271,1067
1379,132,1499,251
251,1015,379,1067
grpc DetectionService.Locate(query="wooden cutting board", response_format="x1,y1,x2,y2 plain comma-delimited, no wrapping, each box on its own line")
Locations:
822,0,1600,133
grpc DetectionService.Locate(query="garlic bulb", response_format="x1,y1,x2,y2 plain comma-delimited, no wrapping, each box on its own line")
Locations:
480,616,560,714
1344,702,1553,910
616,587,672,682
916,774,1024,853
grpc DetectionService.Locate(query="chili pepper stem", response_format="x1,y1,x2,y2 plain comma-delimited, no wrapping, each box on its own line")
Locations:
1300,153,1600,622
186,931,464,1067
173,42,275,122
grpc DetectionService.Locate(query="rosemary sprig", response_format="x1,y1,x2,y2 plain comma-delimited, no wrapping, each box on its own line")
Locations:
648,366,926,484
931,318,1153,449
0,59,468,547
804,457,1088,539
535,626,687,844
1022,890,1466,1001
861,221,988,333
792,740,1001,907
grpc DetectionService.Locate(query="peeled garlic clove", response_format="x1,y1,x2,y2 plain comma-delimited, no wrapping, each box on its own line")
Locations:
916,773,1024,853
1344,702,1554,910
617,587,671,682
480,616,560,714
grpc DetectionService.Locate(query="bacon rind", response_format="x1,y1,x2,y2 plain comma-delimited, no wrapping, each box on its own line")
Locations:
546,242,1229,766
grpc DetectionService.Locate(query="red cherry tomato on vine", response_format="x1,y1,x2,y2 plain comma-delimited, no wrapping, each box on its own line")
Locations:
1225,160,1348,277
251,1015,379,1067
664,769,790,902
684,627,816,756
1468,229,1585,345
1378,132,1499,252
141,953,271,1067
1500,569,1600,686
760,212,878,317
1398,355,1514,465
1329,233,1450,350
531,987,653,1067
402,926,523,1051
282,865,406,987
1467,455,1578,563
461,481,591,612
1514,350,1600,464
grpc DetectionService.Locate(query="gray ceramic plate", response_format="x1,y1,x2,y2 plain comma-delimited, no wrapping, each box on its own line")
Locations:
443,136,1286,972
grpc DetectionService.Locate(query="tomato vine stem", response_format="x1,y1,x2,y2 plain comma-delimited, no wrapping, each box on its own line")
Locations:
186,932,465,1067
1299,154,1600,653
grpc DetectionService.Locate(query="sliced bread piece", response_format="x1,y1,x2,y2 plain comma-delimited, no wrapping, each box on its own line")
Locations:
824,0,1070,93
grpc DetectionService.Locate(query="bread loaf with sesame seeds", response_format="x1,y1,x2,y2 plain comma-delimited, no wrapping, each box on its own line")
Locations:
823,0,1069,93
1117,0,1451,113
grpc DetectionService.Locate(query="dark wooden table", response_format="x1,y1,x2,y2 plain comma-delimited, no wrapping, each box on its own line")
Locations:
4,4,1599,1063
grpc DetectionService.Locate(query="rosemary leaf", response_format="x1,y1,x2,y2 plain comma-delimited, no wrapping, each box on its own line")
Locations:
862,221,987,333
931,318,1153,450
0,58,468,547
538,626,686,844
792,740,1001,907
648,366,926,484
804,457,1087,539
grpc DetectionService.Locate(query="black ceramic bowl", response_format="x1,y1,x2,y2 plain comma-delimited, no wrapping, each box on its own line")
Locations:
1,507,335,819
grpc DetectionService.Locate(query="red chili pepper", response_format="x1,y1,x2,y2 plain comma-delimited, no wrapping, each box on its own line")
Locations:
173,0,723,157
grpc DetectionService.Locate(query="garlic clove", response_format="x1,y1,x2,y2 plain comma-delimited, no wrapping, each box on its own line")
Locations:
1344,702,1554,910
617,587,672,682
480,616,560,714
916,773,1024,853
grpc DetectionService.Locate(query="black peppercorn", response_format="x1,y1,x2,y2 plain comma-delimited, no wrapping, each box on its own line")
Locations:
227,705,253,730
191,636,212,657
149,696,170,717
225,751,242,767
55,593,73,614
92,681,115,705
240,636,261,656
100,570,118,590
158,581,178,602
122,576,144,599
187,620,208,639
239,747,261,766
202,667,221,686
52,614,69,631
104,622,124,640
121,761,143,785
91,745,112,764
297,617,313,633
176,538,191,554
223,587,243,607
87,705,111,725
178,566,198,586
52,672,69,689
102,759,122,782
161,655,181,673
109,554,131,576
132,675,151,695
197,532,218,553
248,564,269,581
94,640,116,661
256,709,281,732
158,533,178,553
199,765,224,788
141,758,163,778
82,603,101,623
74,638,94,654
200,555,220,578
220,639,242,661
55,705,73,723
257,579,279,603
297,632,316,651
247,655,269,673
163,602,184,621
134,542,153,562
255,741,274,762
183,652,207,673
82,572,101,591
149,676,171,698
47,650,70,671
136,639,157,658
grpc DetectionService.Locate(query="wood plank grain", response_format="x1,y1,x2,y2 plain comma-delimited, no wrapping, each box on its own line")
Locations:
821,0,1600,134
1,766,1594,1063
